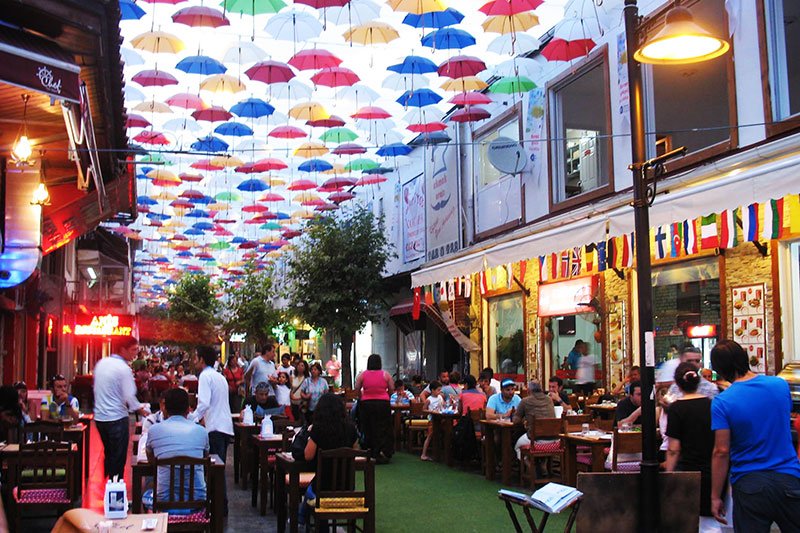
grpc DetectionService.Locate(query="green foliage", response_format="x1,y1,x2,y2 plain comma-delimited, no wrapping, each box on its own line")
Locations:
168,273,219,324
223,261,282,346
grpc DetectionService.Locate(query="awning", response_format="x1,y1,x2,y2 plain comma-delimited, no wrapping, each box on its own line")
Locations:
0,25,80,103
389,299,449,335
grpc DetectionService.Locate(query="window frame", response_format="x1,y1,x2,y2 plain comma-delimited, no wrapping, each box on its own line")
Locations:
546,44,615,213
482,287,527,379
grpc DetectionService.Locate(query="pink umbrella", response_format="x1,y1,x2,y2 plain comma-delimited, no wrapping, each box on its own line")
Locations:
311,67,360,88
245,61,295,84
166,92,207,110
287,179,317,191
242,203,269,213
269,125,307,139
295,0,350,7
407,121,447,133
172,6,230,28
180,189,206,199
355,175,388,186
315,203,339,212
170,199,195,209
133,130,170,145
132,69,178,87
179,173,205,182
307,115,346,128
437,55,487,78
541,38,597,61
479,0,543,16
126,114,151,128
352,106,391,120
282,228,302,238
331,143,366,155
319,177,357,191
448,91,492,105
191,159,224,171
192,106,232,122
450,106,491,123
289,49,342,71
328,191,355,202
252,158,288,172
259,192,286,202
234,162,257,174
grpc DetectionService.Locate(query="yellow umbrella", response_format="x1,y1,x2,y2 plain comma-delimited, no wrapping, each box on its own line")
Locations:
162,219,186,228
388,0,446,14
322,163,347,175
343,22,400,46
200,74,246,94
266,176,287,187
133,100,172,114
292,192,322,204
440,76,489,92
151,191,177,201
146,169,182,186
207,202,231,211
289,101,329,122
294,141,329,158
171,207,189,217
258,234,282,244
292,209,316,220
131,31,185,54
267,250,284,258
482,13,540,35
210,155,244,168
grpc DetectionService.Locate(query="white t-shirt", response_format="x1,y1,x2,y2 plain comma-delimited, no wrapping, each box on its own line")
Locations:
576,355,595,384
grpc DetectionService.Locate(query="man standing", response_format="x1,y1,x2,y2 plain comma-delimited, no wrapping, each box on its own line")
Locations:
566,340,584,370
244,343,277,396
710,340,800,531
664,346,718,400
94,335,148,480
325,355,341,387
41,374,80,420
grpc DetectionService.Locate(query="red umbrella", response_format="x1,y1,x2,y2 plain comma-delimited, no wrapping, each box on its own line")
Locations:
288,49,342,71
170,199,195,209
287,179,317,191
541,38,596,61
331,143,366,155
215,228,234,236
311,67,360,88
239,241,258,248
437,56,487,78
172,6,230,28
245,61,295,84
191,159,224,171
133,130,170,145
269,125,307,139
192,106,232,122
328,191,355,202
180,189,206,199
355,175,388,186
352,106,391,120
300,197,326,207
448,91,492,106
315,203,339,212
132,69,178,87
407,121,447,133
242,203,269,213
252,158,288,172
479,0,543,16
126,114,151,128
137,205,150,213
282,228,302,238
166,92,206,110
234,162,257,174
179,172,204,183
319,177,357,191
295,0,350,7
450,106,491,123
307,115,346,128
259,192,286,202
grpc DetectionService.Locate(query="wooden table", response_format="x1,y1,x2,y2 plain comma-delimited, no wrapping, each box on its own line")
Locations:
78,413,92,477
482,419,522,486
63,423,88,484
391,403,411,449
234,422,259,488
53,512,169,533
275,452,375,533
586,404,617,420
497,491,581,533
130,454,225,533
252,434,285,515
562,431,612,486
426,411,459,466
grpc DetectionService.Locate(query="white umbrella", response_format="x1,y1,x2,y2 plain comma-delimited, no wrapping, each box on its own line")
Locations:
124,85,146,102
403,107,444,125
162,117,203,133
491,57,543,79
381,73,430,91
254,110,289,126
487,33,542,56
325,0,381,27
562,0,623,32
265,10,323,43
554,15,606,42
269,80,313,101
335,83,380,103
222,41,268,65
120,46,145,67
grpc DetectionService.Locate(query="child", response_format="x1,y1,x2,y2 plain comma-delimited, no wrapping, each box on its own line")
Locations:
274,372,293,420
421,381,443,462
142,392,166,433
390,380,414,405
278,354,295,377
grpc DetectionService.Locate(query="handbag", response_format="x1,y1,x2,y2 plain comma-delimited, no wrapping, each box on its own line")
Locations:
290,424,311,461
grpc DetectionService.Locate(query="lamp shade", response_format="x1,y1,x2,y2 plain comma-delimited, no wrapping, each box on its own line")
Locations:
633,7,729,65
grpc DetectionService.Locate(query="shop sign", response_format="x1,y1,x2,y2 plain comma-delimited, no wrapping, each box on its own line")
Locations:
425,143,460,262
73,314,134,337
402,174,426,263
230,332,246,343
538,276,598,317
686,324,717,338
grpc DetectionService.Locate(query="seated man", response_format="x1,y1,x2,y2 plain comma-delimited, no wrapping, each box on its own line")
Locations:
145,388,209,513
547,376,571,410
615,380,642,426
460,375,487,415
514,381,557,473
390,380,414,405
241,382,285,418
486,379,521,420
41,374,80,421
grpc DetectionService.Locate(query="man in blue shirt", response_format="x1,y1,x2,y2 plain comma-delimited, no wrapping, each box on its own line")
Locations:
244,343,278,396
566,340,585,370
486,379,521,420
710,340,800,531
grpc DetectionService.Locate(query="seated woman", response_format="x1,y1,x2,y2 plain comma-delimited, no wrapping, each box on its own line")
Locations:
242,382,285,418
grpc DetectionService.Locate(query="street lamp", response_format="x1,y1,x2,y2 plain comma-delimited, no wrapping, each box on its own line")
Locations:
623,1,729,531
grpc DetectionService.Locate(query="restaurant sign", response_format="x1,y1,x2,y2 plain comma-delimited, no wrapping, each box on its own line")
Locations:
538,276,599,317
72,314,134,337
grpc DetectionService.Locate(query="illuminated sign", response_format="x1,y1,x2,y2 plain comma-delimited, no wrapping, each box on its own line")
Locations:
73,314,133,337
230,332,246,343
538,276,599,318
687,324,717,339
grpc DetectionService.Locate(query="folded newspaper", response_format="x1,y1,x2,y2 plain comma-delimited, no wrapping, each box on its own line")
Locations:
499,483,582,514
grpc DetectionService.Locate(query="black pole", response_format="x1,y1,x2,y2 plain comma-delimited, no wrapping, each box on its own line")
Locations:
624,1,660,531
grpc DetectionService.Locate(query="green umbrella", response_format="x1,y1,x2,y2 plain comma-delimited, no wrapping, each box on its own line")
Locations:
319,127,358,144
489,75,536,94
259,222,282,230
220,0,286,15
208,241,231,250
138,153,169,164
215,191,242,201
345,158,378,171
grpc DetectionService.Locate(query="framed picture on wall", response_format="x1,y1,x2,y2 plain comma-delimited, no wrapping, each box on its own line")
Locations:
731,283,766,373
558,315,576,336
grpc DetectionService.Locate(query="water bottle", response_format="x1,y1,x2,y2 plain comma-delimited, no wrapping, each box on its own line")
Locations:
260,414,273,437
242,404,254,425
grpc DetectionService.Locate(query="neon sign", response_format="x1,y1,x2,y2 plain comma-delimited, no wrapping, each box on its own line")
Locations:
73,314,133,337
687,324,717,339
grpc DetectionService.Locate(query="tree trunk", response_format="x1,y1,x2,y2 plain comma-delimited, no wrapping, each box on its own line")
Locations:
340,331,354,389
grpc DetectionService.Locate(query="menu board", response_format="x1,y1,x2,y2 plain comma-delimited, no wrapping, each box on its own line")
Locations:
607,301,627,388
731,284,766,373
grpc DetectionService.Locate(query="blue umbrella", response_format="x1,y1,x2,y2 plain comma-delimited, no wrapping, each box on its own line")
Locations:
184,228,205,235
237,178,269,192
185,209,210,218
214,122,254,137
402,8,464,29
410,130,452,145
192,195,215,205
298,159,333,172
176,251,193,258
191,135,229,153
376,143,412,157
230,97,275,118
192,221,215,230
387,55,438,75
120,0,145,20
397,89,442,107
274,211,290,220
199,256,216,262
137,195,158,205
232,236,247,243
363,167,394,175
421,28,476,50
175,55,227,75
147,212,171,221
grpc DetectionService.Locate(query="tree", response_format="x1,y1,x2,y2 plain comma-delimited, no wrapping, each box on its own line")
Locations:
286,206,394,387
223,261,282,347
166,273,220,345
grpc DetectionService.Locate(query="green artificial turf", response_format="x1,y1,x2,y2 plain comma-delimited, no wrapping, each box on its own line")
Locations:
372,452,569,532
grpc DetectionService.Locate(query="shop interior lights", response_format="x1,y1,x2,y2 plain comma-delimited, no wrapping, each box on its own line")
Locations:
11,94,34,165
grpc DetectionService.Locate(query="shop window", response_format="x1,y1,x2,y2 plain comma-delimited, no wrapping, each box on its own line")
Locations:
550,314,602,388
763,0,800,132
548,51,612,207
643,0,734,163
485,292,525,379
785,241,800,360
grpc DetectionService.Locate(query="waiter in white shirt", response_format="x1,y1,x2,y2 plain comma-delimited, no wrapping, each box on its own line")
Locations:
190,345,233,513
93,335,148,480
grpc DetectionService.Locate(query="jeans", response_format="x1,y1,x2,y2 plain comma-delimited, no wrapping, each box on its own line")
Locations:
97,417,129,480
732,471,800,533
208,431,230,511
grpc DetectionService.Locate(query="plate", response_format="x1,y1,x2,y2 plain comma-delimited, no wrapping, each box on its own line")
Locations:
610,349,623,364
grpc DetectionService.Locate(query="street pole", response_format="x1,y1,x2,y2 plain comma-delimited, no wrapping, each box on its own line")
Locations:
624,0,660,531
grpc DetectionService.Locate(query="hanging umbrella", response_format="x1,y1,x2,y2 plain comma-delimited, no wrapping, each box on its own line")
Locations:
234,162,257,174
120,47,145,67
311,67,360,88
265,10,324,42
222,41,268,64
288,49,342,70
221,0,286,14
172,6,230,27
397,88,442,107
215,191,242,201
242,203,269,213
479,0,543,15
319,176,357,191
343,22,399,46
245,60,296,84
489,75,537,93
382,72,429,91
175,56,226,77
402,7,463,29
388,0,446,14
252,158,288,172
482,13,540,34
324,0,380,26
407,121,447,133
259,222,283,231
210,154,244,167
409,130,451,145
336,83,380,103
363,166,393,175
492,57,542,79
230,97,275,118
298,159,333,172
295,0,349,8
258,193,286,204
345,158,378,171
192,106,233,122
191,135,229,152
165,92,207,110
191,159,224,171
214,122,254,137
421,27,476,50
125,85,146,102
437,55,487,78
328,191,355,203
126,114,151,128
120,0,146,20
450,106,491,123
307,115,346,128
440,76,488,92
192,221,216,230
237,178,269,192
332,143,366,155
269,125,307,139
134,130,170,145
163,117,203,133
148,169,182,186
289,101,329,121
180,172,205,183
352,106,391,120
319,127,358,144
282,228,302,238
176,250,194,258
388,55,438,75
541,38,597,61
208,241,231,250
293,191,324,205
184,228,205,236
322,163,347,175
200,74,246,94
131,31,185,54
449,91,492,106
269,79,314,101
151,190,178,201
294,141,329,158
170,197,195,208
487,33,541,55
376,143,412,157
354,174,387,185
137,195,158,206
132,69,178,87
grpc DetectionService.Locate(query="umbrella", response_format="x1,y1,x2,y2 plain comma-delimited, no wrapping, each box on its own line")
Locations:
259,222,283,230
147,213,172,222
172,6,230,27
282,228,302,238
120,47,145,67
397,88,442,107
319,127,358,144
259,192,286,202
407,121,447,133
319,177,357,191
479,0,543,16
125,85,146,102
289,101,329,121
409,130,451,145
210,155,244,167
242,203,269,213
354,174,387,185
488,33,541,55
293,192,324,205
450,106,491,123
402,8,464,29
269,125,307,139
191,159,225,171
175,55,227,75
132,69,178,87
449,91,493,105
180,172,205,183
221,0,286,15
363,166,393,175
493,57,542,79
165,92,207,110
222,41,268,64
147,169,181,186
482,13,540,34
215,191,242,201
421,28,476,50
295,0,349,8
294,141,329,158
200,74,246,94
134,130,170,145
325,0,381,26
440,76,488,92
214,122,254,137
133,100,171,114
328,191,355,203
176,250,194,258
230,97,275,118
120,0,146,20
344,22,399,46
170,199,195,209
269,79,314,101
126,114,151,128
352,106,391,120
376,143,412,157
489,75,537,93
332,143,367,155
541,38,597,61
131,31,185,54
237,178,270,192
235,162,257,174
245,60,295,84
298,159,333,172
150,190,178,201
288,49,342,70
336,83,380,103
382,73,429,91
208,241,231,250
184,228,205,236
307,115,346,128
311,67,360,87
192,106,233,122
388,0,446,14
345,158,378,171
190,135,229,152
252,158,288,172
137,195,158,206
192,221,215,230
265,10,323,42
388,55,438,75
437,55,486,78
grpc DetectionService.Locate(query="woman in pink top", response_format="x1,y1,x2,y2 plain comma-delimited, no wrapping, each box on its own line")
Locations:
354,354,395,463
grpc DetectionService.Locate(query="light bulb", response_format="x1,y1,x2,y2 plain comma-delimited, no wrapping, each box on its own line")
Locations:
12,134,33,164
31,182,51,206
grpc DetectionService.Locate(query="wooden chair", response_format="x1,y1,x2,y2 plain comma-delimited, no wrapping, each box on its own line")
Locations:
520,416,565,488
23,420,64,442
468,408,486,472
404,401,428,453
343,388,358,402
563,413,592,433
12,440,75,532
152,455,212,532
310,448,374,533
567,394,580,411
596,418,614,432
609,429,642,472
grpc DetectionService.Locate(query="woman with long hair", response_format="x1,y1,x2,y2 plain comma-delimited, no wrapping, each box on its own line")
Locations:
354,353,394,463
300,362,328,423
291,360,309,424
223,356,244,413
